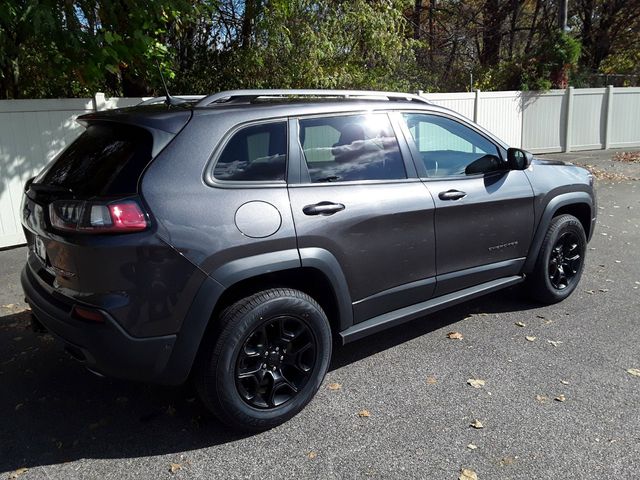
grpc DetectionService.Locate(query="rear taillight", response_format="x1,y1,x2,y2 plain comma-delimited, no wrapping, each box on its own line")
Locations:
49,199,148,233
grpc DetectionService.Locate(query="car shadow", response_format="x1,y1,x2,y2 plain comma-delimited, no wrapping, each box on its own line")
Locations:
0,287,539,472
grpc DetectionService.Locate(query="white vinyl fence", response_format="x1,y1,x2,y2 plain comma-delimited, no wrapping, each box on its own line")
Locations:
1,88,639,248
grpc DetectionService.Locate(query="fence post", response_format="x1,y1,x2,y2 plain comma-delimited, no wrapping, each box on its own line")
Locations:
473,89,480,123
604,85,614,149
563,87,574,152
92,92,107,111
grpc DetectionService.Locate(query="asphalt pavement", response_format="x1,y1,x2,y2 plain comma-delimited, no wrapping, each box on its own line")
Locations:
1,148,639,479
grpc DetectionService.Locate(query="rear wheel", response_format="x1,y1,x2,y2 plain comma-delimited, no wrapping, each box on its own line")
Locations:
528,214,587,304
195,288,332,431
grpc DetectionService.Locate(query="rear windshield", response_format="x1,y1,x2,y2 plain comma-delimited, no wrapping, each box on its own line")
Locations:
35,123,153,196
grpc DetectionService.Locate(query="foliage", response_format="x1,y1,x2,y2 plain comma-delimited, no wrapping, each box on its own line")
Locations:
0,0,638,99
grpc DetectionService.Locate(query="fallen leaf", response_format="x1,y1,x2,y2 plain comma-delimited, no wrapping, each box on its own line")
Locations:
555,394,566,402
598,288,609,293
585,290,595,295
560,380,570,385
358,409,371,418
459,468,478,480
467,379,486,389
470,419,484,429
8,468,28,479
626,368,640,377
426,376,437,385
15,403,23,411
327,382,342,391
467,443,478,450
547,340,563,347
525,336,536,342
535,315,545,319
2,304,16,309
169,463,182,474
535,395,548,403
307,451,317,459
514,321,526,327
501,456,516,466
447,331,464,340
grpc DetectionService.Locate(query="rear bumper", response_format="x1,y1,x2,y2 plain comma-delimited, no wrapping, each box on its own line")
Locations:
21,265,177,383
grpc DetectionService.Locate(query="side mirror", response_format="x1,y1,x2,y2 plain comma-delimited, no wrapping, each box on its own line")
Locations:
507,148,533,170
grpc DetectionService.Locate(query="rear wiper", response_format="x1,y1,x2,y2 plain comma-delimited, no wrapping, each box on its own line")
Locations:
29,183,74,194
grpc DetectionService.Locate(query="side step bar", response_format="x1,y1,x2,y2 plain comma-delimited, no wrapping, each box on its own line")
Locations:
339,275,524,344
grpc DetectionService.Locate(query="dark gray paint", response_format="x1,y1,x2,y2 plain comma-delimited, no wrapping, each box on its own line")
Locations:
20,95,597,385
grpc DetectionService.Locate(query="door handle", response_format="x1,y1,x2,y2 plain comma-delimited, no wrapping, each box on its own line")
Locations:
302,201,345,216
438,189,467,201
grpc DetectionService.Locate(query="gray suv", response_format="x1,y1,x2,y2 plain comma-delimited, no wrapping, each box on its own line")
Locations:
21,90,596,431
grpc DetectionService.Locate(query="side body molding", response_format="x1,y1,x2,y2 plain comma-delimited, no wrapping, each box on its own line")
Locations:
523,191,593,273
299,247,354,331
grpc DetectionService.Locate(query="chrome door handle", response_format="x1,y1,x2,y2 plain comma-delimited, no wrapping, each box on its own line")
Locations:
438,189,467,201
302,202,345,216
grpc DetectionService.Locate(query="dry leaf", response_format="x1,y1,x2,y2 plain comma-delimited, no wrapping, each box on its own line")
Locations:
585,290,595,295
169,463,182,474
535,395,548,403
467,379,486,389
447,331,463,340
626,368,640,377
8,468,28,479
328,383,342,391
547,340,563,347
358,409,371,418
467,443,478,450
308,451,317,459
501,457,516,466
514,321,526,327
555,394,566,402
598,288,609,293
560,380,570,385
525,336,536,342
2,304,16,309
470,419,484,429
426,376,437,385
459,468,478,480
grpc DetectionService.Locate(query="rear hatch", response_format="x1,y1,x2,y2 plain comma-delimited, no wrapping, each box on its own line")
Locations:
22,106,191,293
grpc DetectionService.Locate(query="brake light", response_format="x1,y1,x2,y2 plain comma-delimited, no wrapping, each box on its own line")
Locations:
49,199,148,233
72,305,105,323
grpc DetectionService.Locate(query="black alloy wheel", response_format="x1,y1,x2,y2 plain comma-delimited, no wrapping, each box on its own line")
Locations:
235,315,317,409
195,288,332,431
548,231,582,290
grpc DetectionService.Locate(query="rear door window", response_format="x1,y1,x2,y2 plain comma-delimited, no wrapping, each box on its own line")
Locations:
35,123,153,196
298,114,406,183
213,122,287,182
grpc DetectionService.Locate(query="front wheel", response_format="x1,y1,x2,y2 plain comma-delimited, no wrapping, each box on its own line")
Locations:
195,288,332,431
528,214,587,304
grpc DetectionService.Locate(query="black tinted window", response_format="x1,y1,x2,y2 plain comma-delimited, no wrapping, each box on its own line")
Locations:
214,122,287,181
402,114,502,177
299,114,406,183
36,123,153,196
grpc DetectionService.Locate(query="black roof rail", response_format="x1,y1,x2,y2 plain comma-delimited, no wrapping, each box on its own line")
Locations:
194,89,430,107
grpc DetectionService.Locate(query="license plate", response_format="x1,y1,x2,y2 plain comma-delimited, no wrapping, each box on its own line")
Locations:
34,236,47,263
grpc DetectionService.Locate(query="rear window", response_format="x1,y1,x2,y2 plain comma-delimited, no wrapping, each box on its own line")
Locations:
36,123,153,196
213,122,287,182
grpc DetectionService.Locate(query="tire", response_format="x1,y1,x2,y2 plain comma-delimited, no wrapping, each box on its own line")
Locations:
528,214,587,304
195,288,332,431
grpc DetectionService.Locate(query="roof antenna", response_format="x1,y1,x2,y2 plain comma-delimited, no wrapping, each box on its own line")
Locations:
155,60,181,106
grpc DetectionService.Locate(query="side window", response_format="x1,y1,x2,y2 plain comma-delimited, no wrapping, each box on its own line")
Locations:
213,122,287,182
298,114,406,183
401,113,503,177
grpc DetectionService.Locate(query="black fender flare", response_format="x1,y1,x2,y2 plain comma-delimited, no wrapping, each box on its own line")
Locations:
523,192,594,273
156,248,353,385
